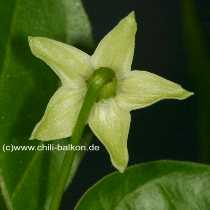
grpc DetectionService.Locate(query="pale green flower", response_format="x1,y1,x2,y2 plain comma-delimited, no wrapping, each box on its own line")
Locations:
29,12,193,172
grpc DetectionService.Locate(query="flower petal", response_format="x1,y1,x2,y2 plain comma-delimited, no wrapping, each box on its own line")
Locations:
30,87,86,141
29,37,93,86
116,70,194,110
91,12,137,76
88,99,130,172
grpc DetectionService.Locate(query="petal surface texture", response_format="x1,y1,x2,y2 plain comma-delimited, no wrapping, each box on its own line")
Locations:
116,70,194,111
91,12,137,76
31,87,86,141
29,36,93,86
88,99,131,172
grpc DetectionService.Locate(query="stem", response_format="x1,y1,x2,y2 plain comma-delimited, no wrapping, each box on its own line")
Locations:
49,68,116,210
64,128,93,190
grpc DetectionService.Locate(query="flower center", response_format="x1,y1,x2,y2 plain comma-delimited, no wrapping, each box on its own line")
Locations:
87,67,117,101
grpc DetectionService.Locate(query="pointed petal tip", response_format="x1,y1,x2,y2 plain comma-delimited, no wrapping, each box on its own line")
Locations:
117,165,127,173
28,36,34,48
112,157,128,173
28,36,47,49
180,89,194,100
186,90,194,97
117,11,137,31
28,36,40,54
28,36,38,45
29,125,46,141
29,130,38,141
28,36,33,42
29,131,37,141
29,132,54,141
125,11,137,27
128,11,135,19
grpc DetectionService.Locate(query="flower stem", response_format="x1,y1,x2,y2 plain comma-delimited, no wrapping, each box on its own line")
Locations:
49,67,116,210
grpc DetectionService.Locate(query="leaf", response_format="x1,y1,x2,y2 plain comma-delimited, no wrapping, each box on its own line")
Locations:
0,0,93,209
76,160,210,210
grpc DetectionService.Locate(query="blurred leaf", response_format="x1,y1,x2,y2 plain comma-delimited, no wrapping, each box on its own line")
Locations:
182,0,210,162
76,160,210,210
0,0,93,209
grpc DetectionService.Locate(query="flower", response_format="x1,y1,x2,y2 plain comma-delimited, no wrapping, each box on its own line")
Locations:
29,12,193,172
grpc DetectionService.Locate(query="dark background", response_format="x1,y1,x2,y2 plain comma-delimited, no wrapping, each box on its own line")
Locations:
61,0,210,209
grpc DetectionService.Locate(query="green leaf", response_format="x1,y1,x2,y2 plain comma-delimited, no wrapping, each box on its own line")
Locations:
76,160,210,210
0,0,93,209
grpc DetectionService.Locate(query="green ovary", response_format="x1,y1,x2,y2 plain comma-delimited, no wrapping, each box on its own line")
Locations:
97,77,117,100
87,67,117,101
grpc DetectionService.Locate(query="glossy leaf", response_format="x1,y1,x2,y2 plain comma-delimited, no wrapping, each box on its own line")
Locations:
76,160,210,210
0,0,93,209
